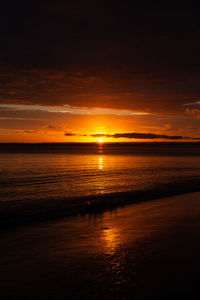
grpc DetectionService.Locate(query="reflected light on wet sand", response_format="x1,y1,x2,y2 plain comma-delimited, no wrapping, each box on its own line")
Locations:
2,193,200,298
101,227,122,255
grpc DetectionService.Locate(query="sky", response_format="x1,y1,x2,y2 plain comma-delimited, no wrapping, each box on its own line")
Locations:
1,1,200,142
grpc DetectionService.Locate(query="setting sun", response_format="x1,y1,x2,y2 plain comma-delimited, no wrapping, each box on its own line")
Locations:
98,138,104,143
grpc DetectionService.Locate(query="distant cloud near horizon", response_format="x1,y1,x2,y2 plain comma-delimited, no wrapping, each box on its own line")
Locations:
64,132,200,140
91,133,189,140
64,133,77,136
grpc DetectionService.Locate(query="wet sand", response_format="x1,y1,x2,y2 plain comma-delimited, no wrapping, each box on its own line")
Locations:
1,192,200,299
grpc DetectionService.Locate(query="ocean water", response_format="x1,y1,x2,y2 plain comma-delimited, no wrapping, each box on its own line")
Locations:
1,143,200,227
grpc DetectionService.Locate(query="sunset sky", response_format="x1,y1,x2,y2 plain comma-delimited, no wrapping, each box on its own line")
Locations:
1,1,200,142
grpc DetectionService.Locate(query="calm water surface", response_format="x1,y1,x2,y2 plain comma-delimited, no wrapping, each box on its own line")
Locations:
0,143,200,203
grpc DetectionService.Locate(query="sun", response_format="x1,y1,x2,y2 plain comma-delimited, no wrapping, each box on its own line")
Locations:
98,138,104,143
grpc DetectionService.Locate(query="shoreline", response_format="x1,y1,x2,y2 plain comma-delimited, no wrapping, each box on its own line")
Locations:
1,179,200,230
1,191,200,299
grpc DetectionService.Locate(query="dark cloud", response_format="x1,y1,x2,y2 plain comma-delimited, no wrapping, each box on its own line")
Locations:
23,130,36,134
0,68,200,116
184,101,200,118
63,132,185,140
91,133,185,140
184,101,200,110
62,132,200,140
64,133,77,136
1,2,200,116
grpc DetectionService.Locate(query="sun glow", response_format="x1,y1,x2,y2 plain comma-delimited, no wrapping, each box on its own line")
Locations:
98,138,104,143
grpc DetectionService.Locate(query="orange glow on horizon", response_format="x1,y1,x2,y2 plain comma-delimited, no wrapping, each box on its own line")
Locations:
1,110,198,143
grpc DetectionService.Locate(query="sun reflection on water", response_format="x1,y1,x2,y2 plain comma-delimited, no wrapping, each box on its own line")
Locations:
98,156,104,170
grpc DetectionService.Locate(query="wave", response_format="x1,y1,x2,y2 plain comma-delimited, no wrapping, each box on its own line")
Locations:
1,178,200,230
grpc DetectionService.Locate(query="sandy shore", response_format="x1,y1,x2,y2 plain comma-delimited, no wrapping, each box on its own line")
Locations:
1,192,200,299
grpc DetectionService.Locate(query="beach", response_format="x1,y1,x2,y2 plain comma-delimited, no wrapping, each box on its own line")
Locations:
1,191,200,299
2,1,200,298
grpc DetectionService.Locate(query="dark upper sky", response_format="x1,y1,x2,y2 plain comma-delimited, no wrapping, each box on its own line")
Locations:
1,1,200,115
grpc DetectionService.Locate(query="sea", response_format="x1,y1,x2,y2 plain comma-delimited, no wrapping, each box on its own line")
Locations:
1,142,200,228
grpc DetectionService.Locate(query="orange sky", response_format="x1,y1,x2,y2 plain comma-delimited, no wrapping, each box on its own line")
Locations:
1,2,200,142
1,104,200,142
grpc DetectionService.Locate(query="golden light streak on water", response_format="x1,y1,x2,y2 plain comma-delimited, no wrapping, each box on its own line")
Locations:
98,156,104,170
